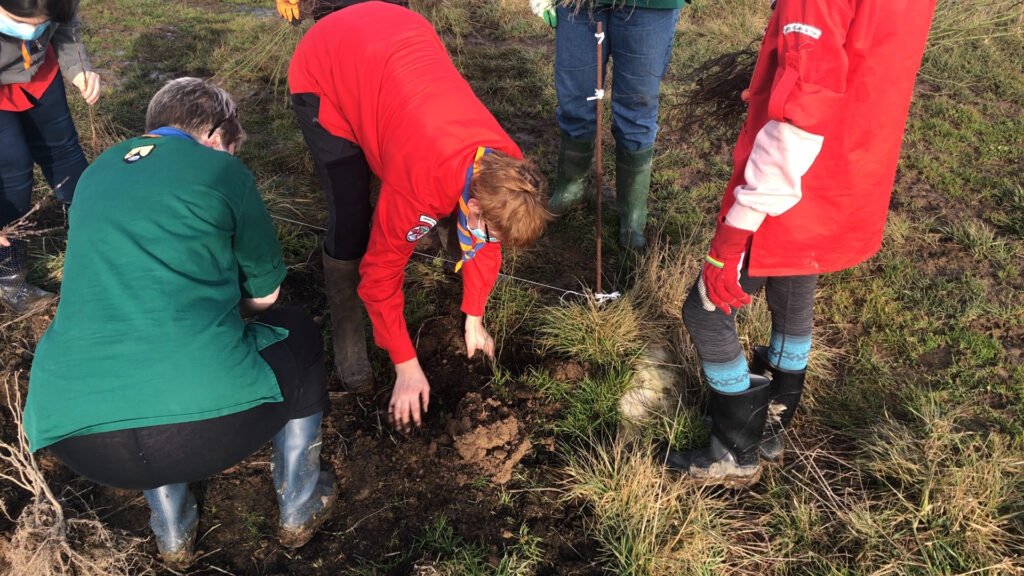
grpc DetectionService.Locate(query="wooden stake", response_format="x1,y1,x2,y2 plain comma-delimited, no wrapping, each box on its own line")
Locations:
594,21,604,294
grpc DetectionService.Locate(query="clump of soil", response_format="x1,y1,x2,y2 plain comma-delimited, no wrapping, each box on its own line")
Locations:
449,393,532,484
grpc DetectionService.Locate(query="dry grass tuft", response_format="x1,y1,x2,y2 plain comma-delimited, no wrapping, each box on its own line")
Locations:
562,436,763,575
0,374,154,576
856,400,1024,571
536,295,643,366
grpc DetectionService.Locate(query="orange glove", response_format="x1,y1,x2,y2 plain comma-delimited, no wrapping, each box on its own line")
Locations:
276,0,300,22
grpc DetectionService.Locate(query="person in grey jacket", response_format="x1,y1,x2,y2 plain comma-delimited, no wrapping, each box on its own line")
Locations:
0,0,99,313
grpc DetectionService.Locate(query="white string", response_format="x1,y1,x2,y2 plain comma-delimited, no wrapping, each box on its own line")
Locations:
587,89,605,101
595,31,605,44
270,213,594,301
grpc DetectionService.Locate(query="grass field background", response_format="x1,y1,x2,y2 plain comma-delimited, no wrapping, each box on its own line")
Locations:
1,0,1022,574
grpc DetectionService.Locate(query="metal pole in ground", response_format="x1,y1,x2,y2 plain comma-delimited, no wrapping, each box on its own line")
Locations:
594,21,605,294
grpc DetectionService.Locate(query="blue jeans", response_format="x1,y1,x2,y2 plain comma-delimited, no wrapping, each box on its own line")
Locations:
0,72,88,228
554,4,681,152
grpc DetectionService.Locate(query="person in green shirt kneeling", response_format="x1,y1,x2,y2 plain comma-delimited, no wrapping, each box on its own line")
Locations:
24,78,336,570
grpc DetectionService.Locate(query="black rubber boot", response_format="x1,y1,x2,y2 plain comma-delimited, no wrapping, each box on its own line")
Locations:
549,134,595,216
615,146,654,251
322,250,374,393
665,375,771,488
0,240,55,314
750,346,807,461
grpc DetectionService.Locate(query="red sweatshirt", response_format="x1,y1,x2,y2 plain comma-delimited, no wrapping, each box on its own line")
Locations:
720,0,936,276
289,2,520,364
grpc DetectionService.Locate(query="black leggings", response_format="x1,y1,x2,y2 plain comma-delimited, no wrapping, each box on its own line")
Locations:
292,92,372,261
683,266,818,365
48,307,329,491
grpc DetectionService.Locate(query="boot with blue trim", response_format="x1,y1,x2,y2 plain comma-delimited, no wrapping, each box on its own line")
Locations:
272,411,338,548
750,346,807,461
0,241,55,314
143,483,199,570
665,375,771,488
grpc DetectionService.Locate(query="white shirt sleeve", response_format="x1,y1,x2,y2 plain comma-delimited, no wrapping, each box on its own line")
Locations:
725,120,824,232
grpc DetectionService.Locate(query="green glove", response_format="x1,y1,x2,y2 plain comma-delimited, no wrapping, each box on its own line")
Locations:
529,0,557,28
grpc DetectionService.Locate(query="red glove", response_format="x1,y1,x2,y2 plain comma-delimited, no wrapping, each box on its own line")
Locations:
698,218,753,315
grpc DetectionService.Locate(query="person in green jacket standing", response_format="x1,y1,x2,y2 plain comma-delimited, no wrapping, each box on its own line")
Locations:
530,0,686,249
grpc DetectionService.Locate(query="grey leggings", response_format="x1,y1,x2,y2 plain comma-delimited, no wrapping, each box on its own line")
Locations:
682,268,818,365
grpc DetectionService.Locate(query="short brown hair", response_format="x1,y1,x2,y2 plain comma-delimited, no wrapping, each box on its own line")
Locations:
145,77,246,151
472,152,551,249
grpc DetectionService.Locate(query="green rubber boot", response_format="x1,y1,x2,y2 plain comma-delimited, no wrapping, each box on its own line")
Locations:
615,146,655,250
549,135,595,216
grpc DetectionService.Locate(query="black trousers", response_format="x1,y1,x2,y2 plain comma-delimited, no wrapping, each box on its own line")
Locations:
309,0,409,21
682,266,818,365
292,92,372,261
48,307,329,491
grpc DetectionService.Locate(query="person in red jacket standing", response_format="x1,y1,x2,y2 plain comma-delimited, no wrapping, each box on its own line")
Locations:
288,2,550,431
666,0,936,487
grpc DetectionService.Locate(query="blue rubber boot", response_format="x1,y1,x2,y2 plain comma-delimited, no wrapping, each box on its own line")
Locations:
0,241,55,314
143,483,198,570
272,411,337,548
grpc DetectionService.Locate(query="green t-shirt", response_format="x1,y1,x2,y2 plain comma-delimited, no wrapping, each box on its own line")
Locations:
24,134,288,451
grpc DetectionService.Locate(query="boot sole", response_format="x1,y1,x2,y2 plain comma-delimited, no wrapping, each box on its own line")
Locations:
279,490,339,549
688,466,762,489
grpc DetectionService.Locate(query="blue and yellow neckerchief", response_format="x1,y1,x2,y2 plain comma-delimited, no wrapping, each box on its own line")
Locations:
455,147,495,272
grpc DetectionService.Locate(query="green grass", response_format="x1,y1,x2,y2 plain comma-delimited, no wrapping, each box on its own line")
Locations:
5,0,1023,574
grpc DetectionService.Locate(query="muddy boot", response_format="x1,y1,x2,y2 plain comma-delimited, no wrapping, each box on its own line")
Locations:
665,375,771,488
549,134,595,216
0,241,55,314
322,251,374,393
273,411,338,549
750,346,806,461
143,483,198,570
615,146,654,251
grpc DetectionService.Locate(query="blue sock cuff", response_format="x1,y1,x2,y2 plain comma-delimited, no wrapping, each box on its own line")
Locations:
769,332,812,371
704,354,750,393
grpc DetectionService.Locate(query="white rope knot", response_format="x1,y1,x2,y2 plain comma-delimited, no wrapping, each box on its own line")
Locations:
587,89,605,101
593,291,621,305
595,31,605,44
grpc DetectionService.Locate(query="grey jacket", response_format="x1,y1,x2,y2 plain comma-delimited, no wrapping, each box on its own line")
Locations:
0,0,92,86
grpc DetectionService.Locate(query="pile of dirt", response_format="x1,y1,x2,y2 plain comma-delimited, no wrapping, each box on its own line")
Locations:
449,393,532,485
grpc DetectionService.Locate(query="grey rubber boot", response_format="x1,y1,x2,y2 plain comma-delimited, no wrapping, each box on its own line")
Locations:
750,346,807,461
272,411,338,548
143,483,199,570
0,240,55,314
549,134,595,216
322,251,374,393
615,146,655,251
665,375,771,488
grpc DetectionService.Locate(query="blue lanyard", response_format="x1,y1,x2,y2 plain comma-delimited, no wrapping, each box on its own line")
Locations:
146,126,195,141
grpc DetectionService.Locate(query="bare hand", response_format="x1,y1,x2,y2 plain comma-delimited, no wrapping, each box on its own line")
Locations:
741,88,751,104
390,358,430,432
72,71,101,106
464,315,495,360
0,236,9,248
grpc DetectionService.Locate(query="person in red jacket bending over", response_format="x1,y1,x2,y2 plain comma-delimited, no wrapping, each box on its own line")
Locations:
288,2,550,431
666,0,937,487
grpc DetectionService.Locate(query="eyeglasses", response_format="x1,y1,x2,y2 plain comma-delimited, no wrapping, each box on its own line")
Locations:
207,107,238,139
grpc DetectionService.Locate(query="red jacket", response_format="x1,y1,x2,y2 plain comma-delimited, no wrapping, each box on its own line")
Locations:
289,2,520,364
721,0,935,276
